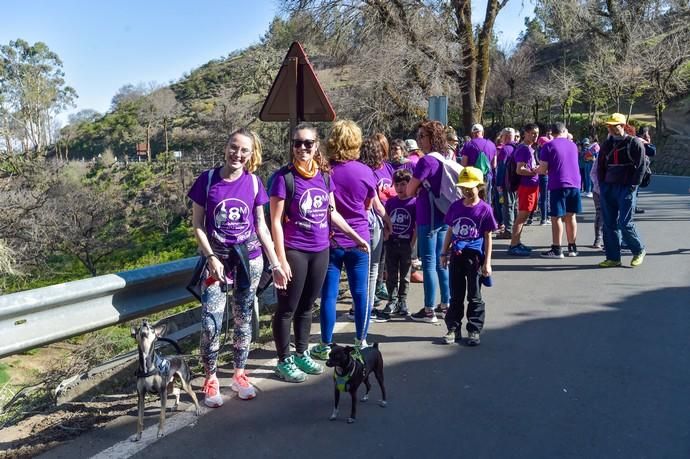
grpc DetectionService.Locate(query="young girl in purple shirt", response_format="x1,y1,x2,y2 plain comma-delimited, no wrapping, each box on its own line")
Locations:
440,167,497,346
188,128,286,406
269,124,367,382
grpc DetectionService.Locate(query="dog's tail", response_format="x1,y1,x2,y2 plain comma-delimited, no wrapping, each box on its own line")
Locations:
373,342,379,349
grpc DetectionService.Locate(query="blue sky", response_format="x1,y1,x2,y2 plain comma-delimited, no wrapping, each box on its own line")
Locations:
1,0,532,124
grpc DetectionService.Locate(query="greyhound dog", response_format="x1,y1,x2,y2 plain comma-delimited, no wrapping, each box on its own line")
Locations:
131,320,200,441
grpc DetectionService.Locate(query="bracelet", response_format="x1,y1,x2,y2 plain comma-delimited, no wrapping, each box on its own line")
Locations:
269,264,281,272
207,253,219,260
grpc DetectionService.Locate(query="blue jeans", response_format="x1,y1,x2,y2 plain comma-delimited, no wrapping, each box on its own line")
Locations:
538,175,549,222
599,183,644,261
417,223,450,309
583,162,594,193
320,247,371,343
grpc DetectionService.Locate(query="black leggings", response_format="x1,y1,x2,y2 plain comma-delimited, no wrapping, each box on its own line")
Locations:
273,248,329,361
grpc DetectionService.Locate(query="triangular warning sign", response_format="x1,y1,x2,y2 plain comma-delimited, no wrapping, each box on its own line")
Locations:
259,42,336,122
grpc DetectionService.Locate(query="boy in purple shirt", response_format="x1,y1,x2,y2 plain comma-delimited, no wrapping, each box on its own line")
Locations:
379,169,416,319
536,122,582,259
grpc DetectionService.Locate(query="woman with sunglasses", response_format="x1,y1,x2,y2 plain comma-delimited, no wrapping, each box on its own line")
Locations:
403,120,451,322
188,128,287,406
270,123,368,382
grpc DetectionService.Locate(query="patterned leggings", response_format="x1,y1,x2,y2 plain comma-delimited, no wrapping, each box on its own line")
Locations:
200,256,263,376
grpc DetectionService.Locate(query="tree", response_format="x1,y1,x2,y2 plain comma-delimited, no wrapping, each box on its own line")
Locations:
149,88,179,153
0,39,77,154
283,0,512,132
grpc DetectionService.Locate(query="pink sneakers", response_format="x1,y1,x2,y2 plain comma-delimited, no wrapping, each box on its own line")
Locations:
231,373,257,400
202,376,223,408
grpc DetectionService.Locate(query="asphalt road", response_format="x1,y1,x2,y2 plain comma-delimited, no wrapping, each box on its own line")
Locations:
41,175,690,459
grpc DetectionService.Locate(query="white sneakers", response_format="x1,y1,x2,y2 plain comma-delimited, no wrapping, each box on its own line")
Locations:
231,373,257,400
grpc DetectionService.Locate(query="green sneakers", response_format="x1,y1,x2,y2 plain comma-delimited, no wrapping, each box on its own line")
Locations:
294,350,324,375
631,250,646,267
274,355,306,383
310,343,331,360
599,259,622,268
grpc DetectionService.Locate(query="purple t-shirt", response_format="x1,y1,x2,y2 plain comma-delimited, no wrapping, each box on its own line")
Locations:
388,159,414,172
499,143,516,163
330,160,377,248
188,168,268,259
539,137,582,190
407,152,422,168
412,154,444,226
460,138,497,176
385,196,416,240
373,162,394,192
513,144,539,187
269,169,335,252
443,199,498,254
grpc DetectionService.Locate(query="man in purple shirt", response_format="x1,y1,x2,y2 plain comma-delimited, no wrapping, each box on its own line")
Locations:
535,122,582,259
460,124,497,206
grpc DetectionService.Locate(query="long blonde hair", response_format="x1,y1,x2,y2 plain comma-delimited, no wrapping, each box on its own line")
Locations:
226,128,262,173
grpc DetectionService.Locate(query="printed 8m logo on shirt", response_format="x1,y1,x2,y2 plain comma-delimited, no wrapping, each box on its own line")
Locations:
299,188,329,224
452,217,479,240
390,208,412,235
214,198,250,235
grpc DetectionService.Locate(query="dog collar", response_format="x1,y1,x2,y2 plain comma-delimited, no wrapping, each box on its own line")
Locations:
137,354,170,378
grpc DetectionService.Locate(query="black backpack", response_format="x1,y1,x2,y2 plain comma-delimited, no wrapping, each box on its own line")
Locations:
504,153,521,193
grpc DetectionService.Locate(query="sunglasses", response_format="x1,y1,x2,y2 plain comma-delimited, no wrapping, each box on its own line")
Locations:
292,139,315,149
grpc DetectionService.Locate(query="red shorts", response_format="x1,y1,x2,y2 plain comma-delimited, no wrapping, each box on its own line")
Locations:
518,185,539,212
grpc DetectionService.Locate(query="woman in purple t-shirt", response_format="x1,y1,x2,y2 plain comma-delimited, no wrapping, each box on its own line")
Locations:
188,128,286,406
269,124,367,383
317,120,384,356
405,120,451,323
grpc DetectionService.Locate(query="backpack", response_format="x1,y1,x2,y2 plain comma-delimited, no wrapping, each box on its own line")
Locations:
424,152,464,214
474,139,492,176
639,155,652,188
504,153,521,193
607,138,652,188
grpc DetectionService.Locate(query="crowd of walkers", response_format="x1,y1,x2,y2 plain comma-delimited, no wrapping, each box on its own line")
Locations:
186,112,651,406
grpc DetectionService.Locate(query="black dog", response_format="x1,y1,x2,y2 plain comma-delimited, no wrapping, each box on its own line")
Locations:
325,343,387,423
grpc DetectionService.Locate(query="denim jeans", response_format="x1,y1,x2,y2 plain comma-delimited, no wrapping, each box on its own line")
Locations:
599,182,644,261
417,223,450,309
320,246,371,343
583,162,594,193
501,189,517,233
538,175,549,222
364,221,383,338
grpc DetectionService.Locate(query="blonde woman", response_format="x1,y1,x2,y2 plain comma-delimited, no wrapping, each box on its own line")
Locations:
313,120,378,358
188,128,286,406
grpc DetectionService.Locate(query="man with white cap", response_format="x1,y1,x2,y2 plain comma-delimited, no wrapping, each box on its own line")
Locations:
596,113,646,268
459,124,497,205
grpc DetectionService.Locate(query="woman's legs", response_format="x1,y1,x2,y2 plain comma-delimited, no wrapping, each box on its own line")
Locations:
273,250,311,361
293,249,329,354
417,223,450,309
344,248,372,341
200,281,226,378
319,248,345,345
232,257,263,371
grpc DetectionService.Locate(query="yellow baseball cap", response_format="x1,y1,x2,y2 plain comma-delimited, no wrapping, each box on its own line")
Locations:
604,113,626,125
456,166,484,188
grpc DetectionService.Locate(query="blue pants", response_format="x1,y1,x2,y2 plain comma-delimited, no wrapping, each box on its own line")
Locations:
583,162,594,193
320,246,370,343
538,175,549,222
417,223,450,308
600,183,645,261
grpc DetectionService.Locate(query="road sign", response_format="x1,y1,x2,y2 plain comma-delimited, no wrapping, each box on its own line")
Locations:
259,42,336,128
428,96,448,126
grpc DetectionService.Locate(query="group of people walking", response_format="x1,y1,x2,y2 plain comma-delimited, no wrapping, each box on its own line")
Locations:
186,113,649,407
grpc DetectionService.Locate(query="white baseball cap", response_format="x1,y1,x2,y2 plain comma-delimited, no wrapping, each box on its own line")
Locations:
471,123,484,132
404,139,419,151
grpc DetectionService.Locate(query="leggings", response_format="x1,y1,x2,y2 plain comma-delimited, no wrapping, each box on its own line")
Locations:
200,256,262,375
320,246,371,343
273,248,329,361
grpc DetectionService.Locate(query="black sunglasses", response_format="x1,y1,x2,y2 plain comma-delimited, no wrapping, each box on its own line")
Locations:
292,139,315,149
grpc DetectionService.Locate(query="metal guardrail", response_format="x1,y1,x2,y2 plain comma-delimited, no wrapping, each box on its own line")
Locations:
0,257,199,359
